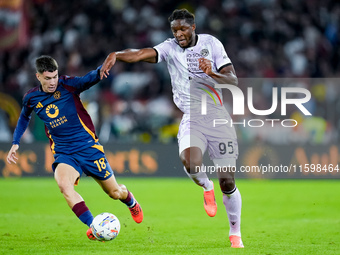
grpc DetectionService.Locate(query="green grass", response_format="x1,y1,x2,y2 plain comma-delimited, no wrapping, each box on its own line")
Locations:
0,178,339,255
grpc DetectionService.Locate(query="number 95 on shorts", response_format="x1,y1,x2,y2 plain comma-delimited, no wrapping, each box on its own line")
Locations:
207,139,238,159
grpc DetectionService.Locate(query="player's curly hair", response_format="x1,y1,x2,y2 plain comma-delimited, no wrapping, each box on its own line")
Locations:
35,55,58,73
168,9,195,25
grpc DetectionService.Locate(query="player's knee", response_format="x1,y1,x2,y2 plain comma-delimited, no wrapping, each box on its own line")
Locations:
181,160,190,173
57,181,73,196
180,155,189,171
219,177,235,193
180,157,202,174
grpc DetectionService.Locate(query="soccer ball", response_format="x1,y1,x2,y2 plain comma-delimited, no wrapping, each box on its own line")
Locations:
90,212,120,241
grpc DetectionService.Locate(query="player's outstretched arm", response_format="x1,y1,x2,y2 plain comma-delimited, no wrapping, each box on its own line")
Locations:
100,48,157,80
8,112,31,164
7,144,19,164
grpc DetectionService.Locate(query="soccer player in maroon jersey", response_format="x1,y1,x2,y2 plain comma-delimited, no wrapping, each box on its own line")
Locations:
7,55,143,240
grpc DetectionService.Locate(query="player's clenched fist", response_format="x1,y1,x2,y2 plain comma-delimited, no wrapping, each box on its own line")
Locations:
198,57,213,76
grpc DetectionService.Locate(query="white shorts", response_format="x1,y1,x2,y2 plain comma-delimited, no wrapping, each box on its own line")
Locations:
179,134,207,155
178,112,238,160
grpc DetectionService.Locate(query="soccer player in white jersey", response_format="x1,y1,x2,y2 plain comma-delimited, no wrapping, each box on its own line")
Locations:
100,9,243,248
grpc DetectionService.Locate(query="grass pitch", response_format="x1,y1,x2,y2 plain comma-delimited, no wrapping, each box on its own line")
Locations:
0,177,339,255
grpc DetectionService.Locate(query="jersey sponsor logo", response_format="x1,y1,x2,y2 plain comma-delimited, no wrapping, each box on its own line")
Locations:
46,104,59,118
50,116,68,128
200,48,209,57
53,91,61,99
36,102,43,108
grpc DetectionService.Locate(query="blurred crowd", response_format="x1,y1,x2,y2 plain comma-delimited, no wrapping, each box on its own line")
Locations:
0,0,339,145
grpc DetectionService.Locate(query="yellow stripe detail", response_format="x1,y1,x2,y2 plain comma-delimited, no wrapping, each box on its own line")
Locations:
104,171,110,178
78,114,98,143
92,144,104,153
47,130,56,154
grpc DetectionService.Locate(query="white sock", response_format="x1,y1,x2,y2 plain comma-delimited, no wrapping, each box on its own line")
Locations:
223,187,242,236
183,165,213,191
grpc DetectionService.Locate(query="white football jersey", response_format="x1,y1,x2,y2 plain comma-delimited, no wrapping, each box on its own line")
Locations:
154,34,232,115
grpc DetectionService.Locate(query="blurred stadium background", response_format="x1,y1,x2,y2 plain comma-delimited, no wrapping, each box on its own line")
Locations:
0,0,340,178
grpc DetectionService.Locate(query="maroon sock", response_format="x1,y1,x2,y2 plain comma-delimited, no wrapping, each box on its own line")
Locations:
72,201,94,227
120,191,135,207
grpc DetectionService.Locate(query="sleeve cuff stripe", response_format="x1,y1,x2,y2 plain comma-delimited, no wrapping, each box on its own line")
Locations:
218,63,232,73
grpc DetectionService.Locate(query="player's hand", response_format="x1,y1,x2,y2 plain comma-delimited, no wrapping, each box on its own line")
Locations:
7,144,19,164
100,52,117,80
198,58,213,76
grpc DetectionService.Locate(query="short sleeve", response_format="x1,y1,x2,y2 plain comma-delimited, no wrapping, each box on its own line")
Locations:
153,38,173,63
212,37,232,71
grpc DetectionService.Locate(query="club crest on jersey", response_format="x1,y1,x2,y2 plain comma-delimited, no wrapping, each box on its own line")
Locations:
46,104,59,118
200,49,209,57
54,91,61,99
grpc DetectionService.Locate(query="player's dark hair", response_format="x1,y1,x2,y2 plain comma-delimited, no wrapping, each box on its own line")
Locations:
168,9,195,25
35,55,58,73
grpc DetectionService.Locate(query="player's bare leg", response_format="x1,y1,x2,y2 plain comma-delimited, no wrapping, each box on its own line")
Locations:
96,176,143,223
54,163,84,208
215,159,243,248
54,163,95,232
180,146,217,217
95,175,128,200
